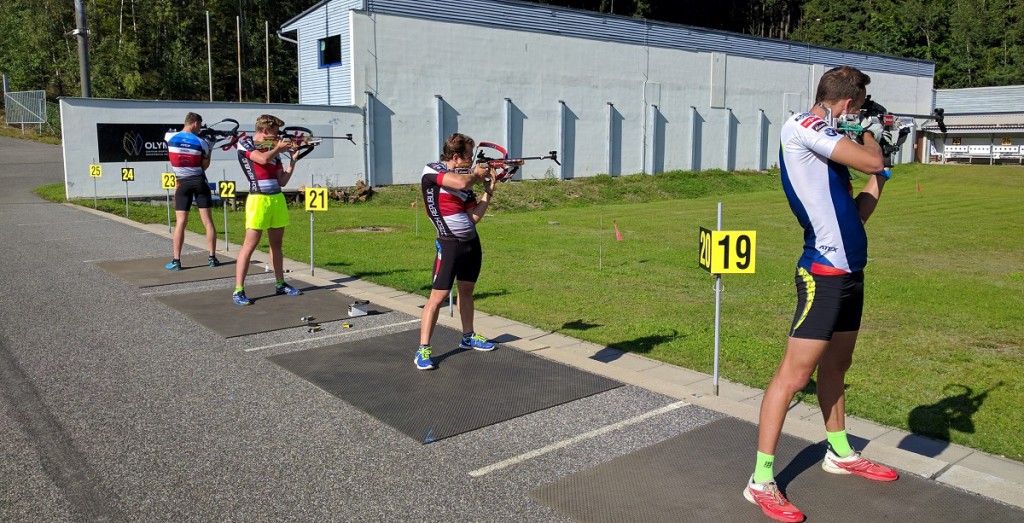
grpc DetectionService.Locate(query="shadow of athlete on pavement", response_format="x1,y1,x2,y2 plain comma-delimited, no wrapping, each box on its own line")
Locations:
900,382,1003,457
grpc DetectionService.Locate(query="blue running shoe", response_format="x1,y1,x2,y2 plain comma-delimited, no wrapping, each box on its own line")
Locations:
414,346,435,370
208,255,221,268
232,290,251,306
275,283,302,296
165,259,182,271
460,332,495,351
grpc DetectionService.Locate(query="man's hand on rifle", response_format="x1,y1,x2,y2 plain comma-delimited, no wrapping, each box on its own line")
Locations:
857,115,883,143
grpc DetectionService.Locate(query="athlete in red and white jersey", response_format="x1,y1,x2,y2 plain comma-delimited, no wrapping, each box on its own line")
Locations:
162,112,219,271
414,133,499,370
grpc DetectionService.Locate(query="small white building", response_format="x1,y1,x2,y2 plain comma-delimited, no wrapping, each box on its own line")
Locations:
923,85,1024,165
280,0,937,184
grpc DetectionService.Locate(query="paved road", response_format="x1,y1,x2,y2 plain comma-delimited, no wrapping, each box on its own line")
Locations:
0,136,720,521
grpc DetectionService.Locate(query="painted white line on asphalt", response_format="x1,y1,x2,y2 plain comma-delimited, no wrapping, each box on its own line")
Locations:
44,231,151,242
244,319,419,353
468,401,690,478
18,219,109,226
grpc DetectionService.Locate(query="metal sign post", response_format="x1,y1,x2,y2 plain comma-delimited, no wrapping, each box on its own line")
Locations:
89,160,101,209
220,170,231,252
121,164,135,218
698,202,758,396
162,165,175,234
305,183,328,277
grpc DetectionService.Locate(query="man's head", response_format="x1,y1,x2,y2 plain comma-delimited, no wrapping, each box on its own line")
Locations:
255,114,285,137
814,66,871,115
441,133,475,163
184,112,203,134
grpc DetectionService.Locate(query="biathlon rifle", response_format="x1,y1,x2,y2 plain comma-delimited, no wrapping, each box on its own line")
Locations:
473,141,560,182
837,96,947,168
262,126,357,161
197,118,241,149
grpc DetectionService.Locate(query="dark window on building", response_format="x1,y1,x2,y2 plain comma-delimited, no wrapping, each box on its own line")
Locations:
319,35,341,68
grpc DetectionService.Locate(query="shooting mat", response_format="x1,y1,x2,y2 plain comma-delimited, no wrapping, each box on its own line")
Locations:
97,253,259,288
267,326,622,444
155,280,388,338
529,417,1024,523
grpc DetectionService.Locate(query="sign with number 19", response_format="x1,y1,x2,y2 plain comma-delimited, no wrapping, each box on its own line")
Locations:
699,227,756,274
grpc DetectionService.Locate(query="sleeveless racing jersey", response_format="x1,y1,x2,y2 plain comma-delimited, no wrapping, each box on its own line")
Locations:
236,136,284,194
164,131,211,180
421,163,478,242
779,112,867,275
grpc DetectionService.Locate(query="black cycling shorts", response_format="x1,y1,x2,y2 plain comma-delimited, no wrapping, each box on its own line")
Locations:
789,267,864,340
431,236,482,291
174,176,213,211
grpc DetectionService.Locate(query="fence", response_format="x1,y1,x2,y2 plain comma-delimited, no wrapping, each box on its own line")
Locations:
3,89,47,129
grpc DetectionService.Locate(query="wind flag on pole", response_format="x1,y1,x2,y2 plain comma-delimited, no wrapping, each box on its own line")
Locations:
614,221,623,241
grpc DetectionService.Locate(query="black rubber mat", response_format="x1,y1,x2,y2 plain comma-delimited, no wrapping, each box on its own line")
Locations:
268,326,622,444
155,280,388,338
529,417,1023,522
97,253,260,288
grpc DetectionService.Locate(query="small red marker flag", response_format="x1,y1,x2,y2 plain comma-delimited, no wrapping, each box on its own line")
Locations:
411,200,416,208
917,182,921,193
614,221,623,241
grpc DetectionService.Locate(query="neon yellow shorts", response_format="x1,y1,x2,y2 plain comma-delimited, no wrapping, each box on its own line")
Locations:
245,192,289,230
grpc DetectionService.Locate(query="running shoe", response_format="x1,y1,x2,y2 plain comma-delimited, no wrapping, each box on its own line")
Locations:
414,346,435,370
459,332,495,351
822,445,899,481
232,290,251,306
275,283,302,296
208,255,221,268
165,259,182,271
743,475,804,522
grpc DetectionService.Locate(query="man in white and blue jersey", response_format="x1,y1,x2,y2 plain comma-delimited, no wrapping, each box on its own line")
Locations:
744,66,900,523
164,112,219,270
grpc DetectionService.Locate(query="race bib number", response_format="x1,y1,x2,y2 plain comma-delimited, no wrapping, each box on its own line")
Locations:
161,173,176,190
121,167,135,182
305,187,328,212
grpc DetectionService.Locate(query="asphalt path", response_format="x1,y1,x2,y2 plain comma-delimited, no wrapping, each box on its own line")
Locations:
0,136,722,521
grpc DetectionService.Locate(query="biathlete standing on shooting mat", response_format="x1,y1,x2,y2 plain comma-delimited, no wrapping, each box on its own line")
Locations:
415,133,499,370
744,66,900,523
164,112,219,270
231,114,303,306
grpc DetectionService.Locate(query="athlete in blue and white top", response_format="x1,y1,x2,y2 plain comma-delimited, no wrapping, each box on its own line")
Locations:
746,66,899,522
162,112,220,271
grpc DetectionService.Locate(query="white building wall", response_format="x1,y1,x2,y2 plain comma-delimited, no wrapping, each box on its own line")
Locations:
289,0,361,106
60,98,364,199
350,12,934,184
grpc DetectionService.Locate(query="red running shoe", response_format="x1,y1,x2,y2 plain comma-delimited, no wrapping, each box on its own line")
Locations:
743,475,805,522
822,446,899,481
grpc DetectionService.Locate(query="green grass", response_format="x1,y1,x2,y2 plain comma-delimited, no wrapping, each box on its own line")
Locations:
40,165,1024,460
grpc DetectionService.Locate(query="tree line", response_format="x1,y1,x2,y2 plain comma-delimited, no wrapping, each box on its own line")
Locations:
1,0,1021,104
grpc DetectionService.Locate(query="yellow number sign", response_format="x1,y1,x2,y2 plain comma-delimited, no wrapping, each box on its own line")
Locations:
161,173,176,190
89,164,102,178
218,181,236,199
121,167,135,182
305,187,328,212
698,227,756,274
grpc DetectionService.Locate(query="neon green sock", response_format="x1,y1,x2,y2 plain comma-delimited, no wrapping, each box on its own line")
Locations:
753,451,774,483
276,279,286,287
827,430,853,457
234,286,244,294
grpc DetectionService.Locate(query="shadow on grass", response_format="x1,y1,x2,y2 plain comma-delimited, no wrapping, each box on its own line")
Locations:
604,330,683,356
899,382,1002,457
561,319,602,331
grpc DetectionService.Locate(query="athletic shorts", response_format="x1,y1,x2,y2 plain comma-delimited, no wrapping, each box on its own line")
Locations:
245,192,289,231
789,267,864,340
431,236,482,291
174,176,212,211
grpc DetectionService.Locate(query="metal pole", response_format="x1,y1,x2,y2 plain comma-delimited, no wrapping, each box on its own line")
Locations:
713,201,723,396
93,177,98,209
73,0,92,97
165,163,172,233
265,21,270,103
236,15,242,102
449,288,454,317
206,11,213,101
124,181,130,219
309,173,315,276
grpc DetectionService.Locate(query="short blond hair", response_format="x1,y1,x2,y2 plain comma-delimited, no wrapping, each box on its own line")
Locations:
255,114,284,132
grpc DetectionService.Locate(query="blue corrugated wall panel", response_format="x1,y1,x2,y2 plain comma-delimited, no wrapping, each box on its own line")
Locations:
366,0,934,77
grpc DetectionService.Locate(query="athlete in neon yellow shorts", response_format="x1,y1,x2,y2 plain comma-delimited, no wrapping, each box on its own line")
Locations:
231,114,303,305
